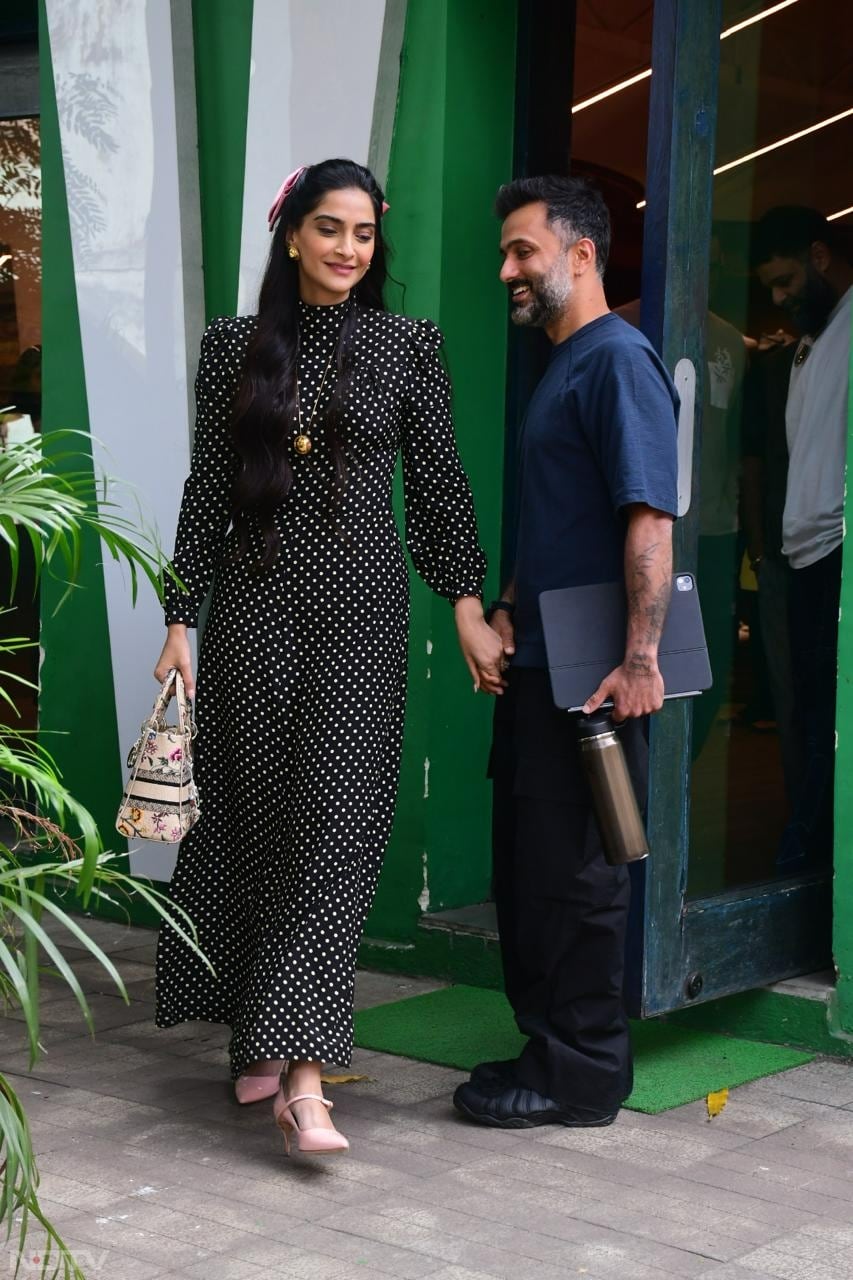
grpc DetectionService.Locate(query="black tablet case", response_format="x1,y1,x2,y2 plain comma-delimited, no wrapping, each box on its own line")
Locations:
539,573,713,712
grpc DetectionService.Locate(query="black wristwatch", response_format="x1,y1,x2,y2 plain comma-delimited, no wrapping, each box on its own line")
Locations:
485,599,515,624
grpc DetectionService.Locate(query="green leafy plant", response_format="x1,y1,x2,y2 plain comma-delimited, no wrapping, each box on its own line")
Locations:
0,435,210,1278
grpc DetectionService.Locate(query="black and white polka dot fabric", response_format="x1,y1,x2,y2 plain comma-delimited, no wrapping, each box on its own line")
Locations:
155,299,486,1076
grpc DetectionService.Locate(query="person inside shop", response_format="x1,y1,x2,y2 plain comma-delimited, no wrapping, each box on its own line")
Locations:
452,175,678,1130
752,205,853,868
740,327,800,808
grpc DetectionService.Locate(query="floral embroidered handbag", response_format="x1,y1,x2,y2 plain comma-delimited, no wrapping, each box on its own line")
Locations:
116,668,199,843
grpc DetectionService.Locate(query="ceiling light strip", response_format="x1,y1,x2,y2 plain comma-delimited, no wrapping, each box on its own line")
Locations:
572,68,651,115
572,0,800,115
712,106,853,176
827,204,853,222
719,0,800,41
636,108,853,209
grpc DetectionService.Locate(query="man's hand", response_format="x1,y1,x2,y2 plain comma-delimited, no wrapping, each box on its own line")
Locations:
487,607,515,660
586,504,673,721
583,652,665,721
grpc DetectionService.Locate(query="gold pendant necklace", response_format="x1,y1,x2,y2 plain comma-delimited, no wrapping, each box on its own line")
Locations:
294,338,338,456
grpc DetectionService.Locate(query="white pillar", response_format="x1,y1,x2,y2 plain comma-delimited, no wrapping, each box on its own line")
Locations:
46,0,204,881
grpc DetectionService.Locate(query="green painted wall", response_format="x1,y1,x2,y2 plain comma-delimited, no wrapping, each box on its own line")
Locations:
192,0,254,320
833,324,853,1034
364,0,517,944
38,0,123,852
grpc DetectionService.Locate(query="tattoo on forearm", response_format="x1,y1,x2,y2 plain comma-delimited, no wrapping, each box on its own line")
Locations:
627,537,672,648
627,650,656,678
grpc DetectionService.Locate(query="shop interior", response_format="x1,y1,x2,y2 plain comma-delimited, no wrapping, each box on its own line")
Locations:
561,0,852,897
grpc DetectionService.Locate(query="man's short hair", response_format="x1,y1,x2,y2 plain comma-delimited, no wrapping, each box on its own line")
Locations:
495,174,611,277
751,205,839,268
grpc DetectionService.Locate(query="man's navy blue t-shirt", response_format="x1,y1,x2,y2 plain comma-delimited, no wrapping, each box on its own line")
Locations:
513,312,679,667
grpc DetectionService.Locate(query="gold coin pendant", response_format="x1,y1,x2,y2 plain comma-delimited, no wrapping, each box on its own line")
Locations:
294,434,313,456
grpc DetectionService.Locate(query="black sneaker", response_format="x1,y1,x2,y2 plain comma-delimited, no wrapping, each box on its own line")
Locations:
469,1058,520,1091
453,1079,618,1129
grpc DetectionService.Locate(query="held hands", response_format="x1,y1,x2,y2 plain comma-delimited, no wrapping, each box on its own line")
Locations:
582,651,665,722
454,597,510,696
154,624,196,699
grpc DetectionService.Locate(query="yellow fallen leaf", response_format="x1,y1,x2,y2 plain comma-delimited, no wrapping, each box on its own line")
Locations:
320,1072,371,1085
706,1087,729,1119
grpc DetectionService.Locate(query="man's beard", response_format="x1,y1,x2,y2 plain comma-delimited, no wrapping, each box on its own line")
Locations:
509,262,573,327
783,265,838,335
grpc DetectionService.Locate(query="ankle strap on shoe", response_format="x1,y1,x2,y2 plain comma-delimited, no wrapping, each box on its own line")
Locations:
286,1093,333,1109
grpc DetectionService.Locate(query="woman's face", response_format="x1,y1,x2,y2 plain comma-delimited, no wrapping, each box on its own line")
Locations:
287,186,376,305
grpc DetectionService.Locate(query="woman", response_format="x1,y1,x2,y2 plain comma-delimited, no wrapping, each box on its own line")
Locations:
154,158,504,1155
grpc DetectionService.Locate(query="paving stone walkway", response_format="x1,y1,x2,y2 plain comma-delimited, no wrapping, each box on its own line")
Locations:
2,917,853,1280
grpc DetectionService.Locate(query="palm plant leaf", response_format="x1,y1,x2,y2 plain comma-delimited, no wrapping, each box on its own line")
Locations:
0,433,184,610
0,740,101,897
22,887,129,996
0,430,198,1274
0,1075,86,1278
2,896,96,1054
0,1073,38,1216
0,934,38,1062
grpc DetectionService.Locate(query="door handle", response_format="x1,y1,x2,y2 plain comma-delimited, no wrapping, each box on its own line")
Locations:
673,357,696,518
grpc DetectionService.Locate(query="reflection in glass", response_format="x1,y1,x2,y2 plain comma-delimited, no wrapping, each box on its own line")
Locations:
688,0,853,896
570,1,653,309
0,115,41,732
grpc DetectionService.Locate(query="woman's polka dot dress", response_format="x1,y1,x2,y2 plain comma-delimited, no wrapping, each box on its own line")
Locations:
155,299,486,1077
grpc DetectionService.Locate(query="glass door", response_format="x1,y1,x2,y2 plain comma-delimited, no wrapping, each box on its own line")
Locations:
0,17,41,743
635,0,851,1015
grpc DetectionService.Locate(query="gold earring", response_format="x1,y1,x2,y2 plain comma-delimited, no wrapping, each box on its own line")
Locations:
288,244,300,260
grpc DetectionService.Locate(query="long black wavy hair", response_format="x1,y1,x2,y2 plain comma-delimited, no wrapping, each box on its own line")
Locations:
230,158,389,569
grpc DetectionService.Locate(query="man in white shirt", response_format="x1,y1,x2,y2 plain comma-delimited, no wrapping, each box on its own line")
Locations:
754,207,853,868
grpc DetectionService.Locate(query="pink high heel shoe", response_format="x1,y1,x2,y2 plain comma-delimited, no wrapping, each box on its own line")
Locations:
273,1087,349,1156
234,1062,286,1105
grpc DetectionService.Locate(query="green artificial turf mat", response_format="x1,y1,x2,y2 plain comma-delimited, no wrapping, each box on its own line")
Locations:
354,984,814,1114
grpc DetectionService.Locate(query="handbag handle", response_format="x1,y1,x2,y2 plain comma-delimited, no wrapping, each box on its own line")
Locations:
149,667,194,738
126,670,194,770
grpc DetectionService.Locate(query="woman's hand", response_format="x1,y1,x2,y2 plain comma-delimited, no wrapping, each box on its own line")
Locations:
154,624,195,698
454,597,508,695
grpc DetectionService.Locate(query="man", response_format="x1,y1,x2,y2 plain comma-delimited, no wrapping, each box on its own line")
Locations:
453,176,678,1129
752,206,853,867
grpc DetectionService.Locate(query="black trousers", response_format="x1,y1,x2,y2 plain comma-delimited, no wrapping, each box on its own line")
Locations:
788,545,842,859
489,667,645,1112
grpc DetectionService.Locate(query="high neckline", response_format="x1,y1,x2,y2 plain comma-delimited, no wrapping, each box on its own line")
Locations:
298,297,352,320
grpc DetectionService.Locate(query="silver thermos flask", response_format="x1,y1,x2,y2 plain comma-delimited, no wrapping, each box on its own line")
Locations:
576,711,649,866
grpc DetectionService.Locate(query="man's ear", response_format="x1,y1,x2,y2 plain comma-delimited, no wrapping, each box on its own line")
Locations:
809,240,832,274
572,237,597,277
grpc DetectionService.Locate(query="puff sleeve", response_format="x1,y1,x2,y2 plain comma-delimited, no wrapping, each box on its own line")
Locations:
164,319,241,626
400,320,487,601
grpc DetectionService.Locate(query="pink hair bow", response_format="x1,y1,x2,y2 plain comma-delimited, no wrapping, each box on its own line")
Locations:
268,166,307,230
268,165,390,231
